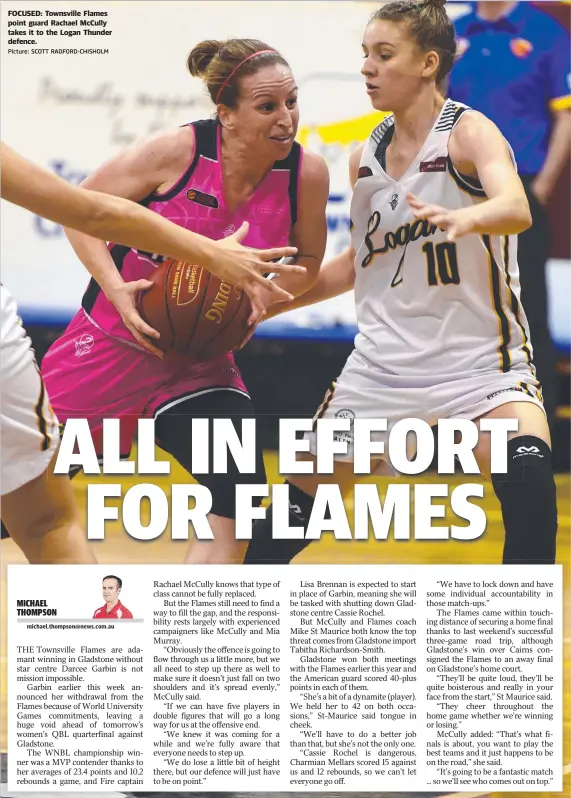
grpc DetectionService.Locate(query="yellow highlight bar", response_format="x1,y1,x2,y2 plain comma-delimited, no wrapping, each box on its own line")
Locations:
297,111,389,146
550,95,571,112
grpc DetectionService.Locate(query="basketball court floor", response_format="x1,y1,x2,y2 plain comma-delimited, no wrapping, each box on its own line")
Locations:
1,452,569,798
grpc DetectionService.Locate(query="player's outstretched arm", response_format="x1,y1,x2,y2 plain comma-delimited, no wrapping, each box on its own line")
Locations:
265,247,356,319
407,113,532,241
1,141,301,353
262,151,330,315
264,141,363,319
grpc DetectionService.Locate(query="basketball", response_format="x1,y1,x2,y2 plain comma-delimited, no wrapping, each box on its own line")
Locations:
136,258,252,361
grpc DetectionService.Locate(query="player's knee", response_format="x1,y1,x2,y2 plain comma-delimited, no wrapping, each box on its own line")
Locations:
15,500,75,542
493,435,555,488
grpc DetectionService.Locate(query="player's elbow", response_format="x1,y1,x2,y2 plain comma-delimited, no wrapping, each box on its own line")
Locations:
515,197,532,233
294,256,322,294
305,260,322,289
508,195,532,234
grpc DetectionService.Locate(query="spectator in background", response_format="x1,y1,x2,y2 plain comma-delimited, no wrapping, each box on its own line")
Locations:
449,1,571,433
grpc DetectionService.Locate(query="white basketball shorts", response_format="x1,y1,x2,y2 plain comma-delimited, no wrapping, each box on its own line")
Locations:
305,349,544,463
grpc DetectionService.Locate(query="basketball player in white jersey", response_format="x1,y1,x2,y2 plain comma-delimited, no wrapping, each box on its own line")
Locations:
244,0,557,565
1,142,299,563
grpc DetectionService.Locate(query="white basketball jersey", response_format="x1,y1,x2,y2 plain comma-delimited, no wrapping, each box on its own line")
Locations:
351,99,534,379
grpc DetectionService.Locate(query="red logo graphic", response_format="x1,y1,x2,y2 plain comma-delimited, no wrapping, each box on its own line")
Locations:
420,157,447,173
510,38,533,58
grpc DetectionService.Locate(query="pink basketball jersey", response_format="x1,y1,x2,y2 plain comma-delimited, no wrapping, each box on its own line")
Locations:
81,119,303,346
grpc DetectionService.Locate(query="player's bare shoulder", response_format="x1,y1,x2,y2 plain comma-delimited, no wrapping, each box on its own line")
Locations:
83,125,196,196
299,149,329,189
449,111,509,176
121,125,195,195
136,125,196,178
297,149,330,215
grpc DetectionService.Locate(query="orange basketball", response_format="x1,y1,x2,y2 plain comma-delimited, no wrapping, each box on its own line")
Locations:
136,258,251,361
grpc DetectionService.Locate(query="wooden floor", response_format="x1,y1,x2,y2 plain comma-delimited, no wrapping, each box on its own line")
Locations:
1,451,569,798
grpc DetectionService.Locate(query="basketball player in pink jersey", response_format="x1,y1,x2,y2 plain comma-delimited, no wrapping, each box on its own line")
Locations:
0,141,300,563
2,142,302,314
41,40,329,564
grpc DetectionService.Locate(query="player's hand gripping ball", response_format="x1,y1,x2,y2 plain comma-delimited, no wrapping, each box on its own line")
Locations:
137,258,252,361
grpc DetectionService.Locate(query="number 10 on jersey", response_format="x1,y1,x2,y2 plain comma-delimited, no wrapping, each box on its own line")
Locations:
422,241,460,286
